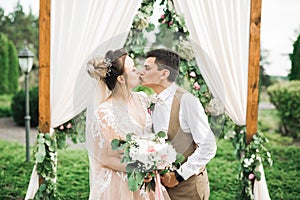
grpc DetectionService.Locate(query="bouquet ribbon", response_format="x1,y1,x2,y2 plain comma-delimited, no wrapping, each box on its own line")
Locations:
155,172,163,200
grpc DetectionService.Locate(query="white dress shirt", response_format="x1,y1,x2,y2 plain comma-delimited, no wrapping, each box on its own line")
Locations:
152,83,217,180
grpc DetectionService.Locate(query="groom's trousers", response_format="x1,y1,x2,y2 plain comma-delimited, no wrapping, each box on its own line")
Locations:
166,168,210,200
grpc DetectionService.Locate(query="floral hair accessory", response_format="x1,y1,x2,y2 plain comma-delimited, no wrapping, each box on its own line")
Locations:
104,57,112,77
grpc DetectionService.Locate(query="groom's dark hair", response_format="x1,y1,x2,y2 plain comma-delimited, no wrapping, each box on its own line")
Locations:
146,48,180,82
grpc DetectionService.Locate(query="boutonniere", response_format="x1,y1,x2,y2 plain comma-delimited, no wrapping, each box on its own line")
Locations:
147,95,163,115
147,102,155,115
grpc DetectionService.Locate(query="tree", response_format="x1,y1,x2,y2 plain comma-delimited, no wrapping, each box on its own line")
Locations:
7,40,19,94
0,2,38,56
288,34,300,80
0,33,9,94
260,49,271,88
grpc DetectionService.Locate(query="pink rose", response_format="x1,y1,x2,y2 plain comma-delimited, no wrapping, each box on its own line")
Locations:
189,71,196,78
248,173,255,180
193,82,200,90
161,14,165,19
66,122,72,129
147,146,156,153
161,155,167,160
168,21,173,26
59,125,64,130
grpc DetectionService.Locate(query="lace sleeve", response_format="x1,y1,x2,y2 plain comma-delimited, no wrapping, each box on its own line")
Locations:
88,105,126,172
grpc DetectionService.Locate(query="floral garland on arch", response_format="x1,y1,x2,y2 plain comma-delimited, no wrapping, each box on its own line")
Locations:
33,112,86,199
224,126,273,200
156,0,212,107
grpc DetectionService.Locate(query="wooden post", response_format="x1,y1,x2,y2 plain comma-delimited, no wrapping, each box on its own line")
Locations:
39,0,51,134
246,0,262,144
39,0,51,185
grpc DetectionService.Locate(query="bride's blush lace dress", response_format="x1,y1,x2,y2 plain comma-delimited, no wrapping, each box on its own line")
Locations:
88,92,153,200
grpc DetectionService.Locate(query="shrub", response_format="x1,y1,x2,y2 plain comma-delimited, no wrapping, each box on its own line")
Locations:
288,34,300,80
0,33,9,94
267,81,300,139
0,106,12,117
0,94,13,117
11,87,38,127
7,40,19,94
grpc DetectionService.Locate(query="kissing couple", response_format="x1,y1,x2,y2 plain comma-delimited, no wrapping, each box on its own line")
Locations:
86,48,216,200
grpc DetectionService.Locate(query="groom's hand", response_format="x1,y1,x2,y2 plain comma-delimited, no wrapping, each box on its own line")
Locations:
161,172,179,188
143,173,153,183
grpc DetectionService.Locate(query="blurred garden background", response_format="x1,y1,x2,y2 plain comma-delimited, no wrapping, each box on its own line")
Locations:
0,1,299,200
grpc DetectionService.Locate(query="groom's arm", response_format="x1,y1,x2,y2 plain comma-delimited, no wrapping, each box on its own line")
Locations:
176,93,217,180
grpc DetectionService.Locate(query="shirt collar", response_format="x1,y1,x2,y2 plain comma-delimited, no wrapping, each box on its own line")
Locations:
157,83,178,102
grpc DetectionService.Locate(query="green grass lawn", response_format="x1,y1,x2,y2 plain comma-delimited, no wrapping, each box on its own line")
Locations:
1,131,299,200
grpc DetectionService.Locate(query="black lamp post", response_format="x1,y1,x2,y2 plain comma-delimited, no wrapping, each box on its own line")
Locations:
18,45,34,162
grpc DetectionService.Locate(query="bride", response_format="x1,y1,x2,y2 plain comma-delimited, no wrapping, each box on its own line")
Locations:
86,48,155,200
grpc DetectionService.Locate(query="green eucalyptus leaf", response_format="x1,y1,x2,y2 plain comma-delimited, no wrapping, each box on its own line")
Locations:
200,85,207,93
146,23,155,32
126,134,133,141
126,162,138,174
37,137,45,144
38,183,46,192
44,133,51,140
35,152,45,163
175,153,185,164
157,131,166,138
57,138,66,149
127,173,139,192
254,171,261,181
128,171,144,192
111,139,120,150
45,139,51,146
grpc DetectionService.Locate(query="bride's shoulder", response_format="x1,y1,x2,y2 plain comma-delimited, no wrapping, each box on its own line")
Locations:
96,99,112,113
133,91,149,100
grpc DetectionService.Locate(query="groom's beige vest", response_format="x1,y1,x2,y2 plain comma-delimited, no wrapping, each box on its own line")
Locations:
167,87,209,200
167,87,197,162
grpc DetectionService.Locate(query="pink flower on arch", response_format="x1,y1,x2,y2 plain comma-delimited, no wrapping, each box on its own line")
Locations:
248,173,255,180
193,82,201,90
161,14,165,19
66,122,72,129
189,71,196,78
168,21,173,26
59,125,64,130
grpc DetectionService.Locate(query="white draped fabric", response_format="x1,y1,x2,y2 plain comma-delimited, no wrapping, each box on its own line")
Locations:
25,0,141,199
173,1,270,199
254,157,271,200
51,0,141,127
174,0,250,126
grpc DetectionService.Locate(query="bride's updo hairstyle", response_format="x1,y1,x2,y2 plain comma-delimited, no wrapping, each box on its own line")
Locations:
87,48,128,90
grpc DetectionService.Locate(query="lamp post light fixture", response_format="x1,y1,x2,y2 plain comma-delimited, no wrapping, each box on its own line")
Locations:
18,45,34,162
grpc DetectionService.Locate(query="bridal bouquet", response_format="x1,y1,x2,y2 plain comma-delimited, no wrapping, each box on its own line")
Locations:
111,131,184,192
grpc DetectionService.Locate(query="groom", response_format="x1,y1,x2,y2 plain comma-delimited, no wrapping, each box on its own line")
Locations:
140,48,217,200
